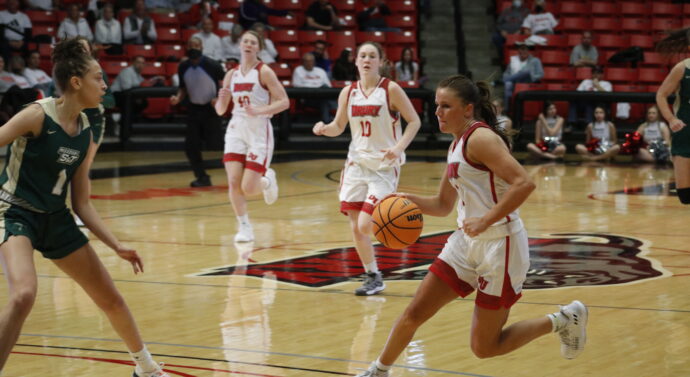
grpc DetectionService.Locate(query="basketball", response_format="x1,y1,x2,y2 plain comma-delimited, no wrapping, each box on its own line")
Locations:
372,196,424,249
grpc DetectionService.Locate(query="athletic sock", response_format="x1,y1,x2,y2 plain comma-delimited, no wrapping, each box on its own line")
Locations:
129,345,158,372
261,176,270,190
365,261,379,274
375,358,391,371
547,311,568,332
237,214,250,225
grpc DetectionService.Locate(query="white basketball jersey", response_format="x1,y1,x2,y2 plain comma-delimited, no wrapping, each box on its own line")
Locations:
447,122,519,228
230,62,271,118
643,122,663,143
346,78,403,170
591,121,611,144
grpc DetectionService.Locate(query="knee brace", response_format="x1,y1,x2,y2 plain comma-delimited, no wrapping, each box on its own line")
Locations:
677,187,690,204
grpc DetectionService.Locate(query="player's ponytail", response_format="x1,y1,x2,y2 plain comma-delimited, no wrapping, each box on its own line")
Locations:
52,37,93,93
656,28,690,56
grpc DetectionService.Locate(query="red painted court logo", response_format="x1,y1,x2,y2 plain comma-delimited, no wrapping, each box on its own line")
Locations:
196,233,666,288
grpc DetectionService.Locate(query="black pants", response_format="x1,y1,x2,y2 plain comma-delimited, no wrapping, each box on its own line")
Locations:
186,104,223,179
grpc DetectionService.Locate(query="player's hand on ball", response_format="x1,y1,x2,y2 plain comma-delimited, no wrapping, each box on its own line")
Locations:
462,217,489,238
313,121,326,135
115,245,144,274
383,192,408,201
670,117,686,132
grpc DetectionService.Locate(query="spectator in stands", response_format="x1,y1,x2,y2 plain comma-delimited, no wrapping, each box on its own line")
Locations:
493,0,529,64
27,0,53,11
521,0,557,36
0,0,32,63
170,36,224,187
95,4,123,55
23,51,52,93
239,0,292,30
575,106,621,161
221,23,243,64
0,55,40,123
568,65,611,128
395,47,418,82
502,43,543,111
111,55,148,120
570,31,598,68
58,4,94,41
527,101,566,160
493,98,513,134
194,17,224,62
123,0,157,44
331,48,356,81
293,52,336,122
312,39,332,74
145,0,176,13
185,0,218,28
6,56,31,89
250,23,277,64
357,0,399,32
635,105,671,163
304,0,340,31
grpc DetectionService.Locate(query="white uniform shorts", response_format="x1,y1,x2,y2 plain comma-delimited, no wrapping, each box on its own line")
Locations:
339,161,399,215
429,219,530,310
223,115,274,174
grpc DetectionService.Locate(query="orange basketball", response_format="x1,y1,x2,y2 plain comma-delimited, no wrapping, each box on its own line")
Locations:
372,196,424,249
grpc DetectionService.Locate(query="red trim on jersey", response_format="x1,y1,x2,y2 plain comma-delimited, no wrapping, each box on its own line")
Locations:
429,258,473,297
361,202,375,215
245,161,266,174
256,62,269,91
393,166,398,178
489,168,512,222
262,118,270,172
358,77,383,100
223,153,246,163
340,201,365,215
450,138,460,153
475,236,521,310
339,162,348,195
461,122,491,171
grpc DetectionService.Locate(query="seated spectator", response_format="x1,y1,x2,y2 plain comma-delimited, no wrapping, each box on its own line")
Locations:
312,39,332,74
95,4,123,55
635,105,671,163
27,0,53,10
357,0,399,32
521,0,557,35
570,31,598,68
395,47,419,82
250,23,277,64
0,0,32,63
58,4,94,41
492,0,529,63
7,55,31,89
23,51,52,93
293,52,336,122
221,24,243,63
0,56,40,122
194,17,224,62
527,101,566,160
331,48,356,81
304,0,340,31
568,65,611,128
575,106,621,161
111,55,148,118
502,43,543,111
239,0,292,30
123,0,157,44
493,98,513,134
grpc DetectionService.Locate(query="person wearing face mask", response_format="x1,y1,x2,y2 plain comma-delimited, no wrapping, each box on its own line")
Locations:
521,0,558,36
492,0,529,64
171,36,225,187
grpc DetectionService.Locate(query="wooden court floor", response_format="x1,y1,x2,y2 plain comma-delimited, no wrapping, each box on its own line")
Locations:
2,150,689,376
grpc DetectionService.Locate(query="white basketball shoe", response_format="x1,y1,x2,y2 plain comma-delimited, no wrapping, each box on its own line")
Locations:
558,300,588,359
234,222,254,243
133,363,170,377
355,362,390,377
262,168,279,205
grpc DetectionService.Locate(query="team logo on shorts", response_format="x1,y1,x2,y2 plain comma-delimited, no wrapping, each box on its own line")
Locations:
196,232,667,288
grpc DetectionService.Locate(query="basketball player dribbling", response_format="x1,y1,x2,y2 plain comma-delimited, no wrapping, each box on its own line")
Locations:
312,41,421,296
356,75,587,377
215,30,289,243
0,38,169,377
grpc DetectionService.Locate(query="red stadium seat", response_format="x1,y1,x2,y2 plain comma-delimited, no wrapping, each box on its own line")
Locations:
38,43,52,58
613,84,646,93
157,28,181,43
541,34,568,49
269,63,291,79
275,45,300,61
32,25,56,37
386,46,418,61
151,12,179,27
540,51,570,66
546,83,576,91
269,29,299,45
216,12,237,26
217,0,240,11
605,68,637,83
575,67,592,81
597,34,629,50
164,62,178,76
651,18,682,33
591,18,621,33
125,44,156,60
397,80,420,88
25,10,56,26
338,0,356,13
156,44,185,61
621,19,651,35
102,61,128,77
388,0,416,13
271,0,301,11
642,52,670,68
385,14,417,30
558,17,591,33
514,83,546,93
590,2,619,15
331,80,355,88
619,2,649,16
638,68,668,83
328,31,356,52
268,14,299,28
298,30,328,45
651,3,681,17
181,29,198,43
647,84,661,93
339,14,357,30
543,67,575,83
514,83,546,120
141,61,165,78
559,1,588,15
387,31,416,45
356,31,386,44
142,98,172,119
629,35,654,50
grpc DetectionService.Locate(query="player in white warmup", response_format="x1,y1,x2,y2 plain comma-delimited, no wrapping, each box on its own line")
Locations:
356,75,588,377
215,30,289,243
312,41,421,295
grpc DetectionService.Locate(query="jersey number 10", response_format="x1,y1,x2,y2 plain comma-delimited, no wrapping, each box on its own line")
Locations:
238,96,251,108
360,121,371,137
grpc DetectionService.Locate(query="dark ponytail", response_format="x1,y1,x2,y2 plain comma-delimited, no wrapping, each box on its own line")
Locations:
52,37,93,93
656,28,690,56
438,74,512,147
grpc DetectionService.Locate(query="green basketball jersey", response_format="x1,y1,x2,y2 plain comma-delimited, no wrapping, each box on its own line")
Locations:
0,98,91,213
672,59,690,157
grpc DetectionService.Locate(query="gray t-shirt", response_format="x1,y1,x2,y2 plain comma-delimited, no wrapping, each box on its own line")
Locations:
570,44,599,65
